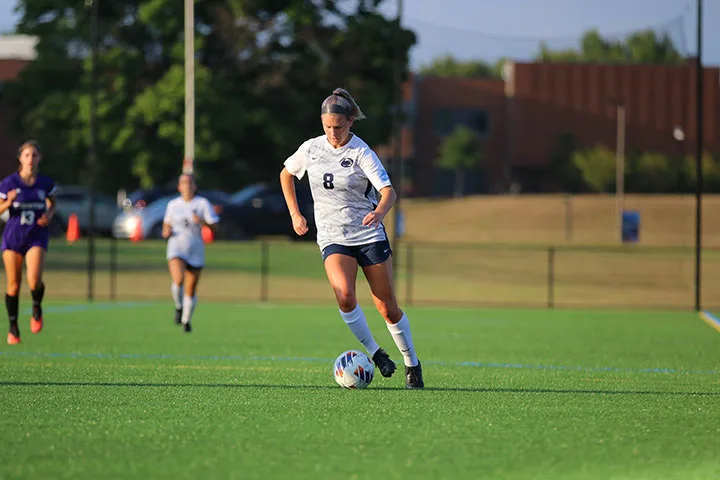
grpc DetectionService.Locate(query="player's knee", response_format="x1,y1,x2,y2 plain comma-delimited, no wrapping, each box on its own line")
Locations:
6,280,20,296
334,288,356,311
376,302,401,324
27,278,41,291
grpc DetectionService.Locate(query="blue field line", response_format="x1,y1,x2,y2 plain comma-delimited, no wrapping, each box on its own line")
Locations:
0,350,716,376
699,311,720,334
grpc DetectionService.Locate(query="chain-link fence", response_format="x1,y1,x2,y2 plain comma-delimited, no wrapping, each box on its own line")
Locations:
37,239,720,311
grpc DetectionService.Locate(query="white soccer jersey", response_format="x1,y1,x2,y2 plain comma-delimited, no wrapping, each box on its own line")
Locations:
284,133,393,250
163,195,219,267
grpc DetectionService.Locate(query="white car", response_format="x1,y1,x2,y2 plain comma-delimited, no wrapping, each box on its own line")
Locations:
53,185,120,235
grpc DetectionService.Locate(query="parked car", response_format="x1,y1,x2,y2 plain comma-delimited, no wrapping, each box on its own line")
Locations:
53,185,121,236
217,182,316,241
113,190,231,239
123,185,178,210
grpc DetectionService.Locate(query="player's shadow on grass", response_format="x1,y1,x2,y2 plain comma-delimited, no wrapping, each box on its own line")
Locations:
1,381,719,396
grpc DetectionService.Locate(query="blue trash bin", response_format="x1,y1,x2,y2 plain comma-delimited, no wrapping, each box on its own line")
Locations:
622,210,640,243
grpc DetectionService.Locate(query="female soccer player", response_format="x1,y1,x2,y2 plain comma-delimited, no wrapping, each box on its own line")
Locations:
279,88,424,389
0,141,57,345
162,173,219,333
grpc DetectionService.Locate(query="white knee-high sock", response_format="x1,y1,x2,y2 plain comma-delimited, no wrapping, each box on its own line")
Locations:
171,284,183,310
340,305,380,357
181,295,196,325
386,313,418,367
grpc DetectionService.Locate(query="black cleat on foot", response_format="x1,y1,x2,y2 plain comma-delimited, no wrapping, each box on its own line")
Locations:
183,322,192,333
372,348,397,378
405,361,424,389
174,309,182,325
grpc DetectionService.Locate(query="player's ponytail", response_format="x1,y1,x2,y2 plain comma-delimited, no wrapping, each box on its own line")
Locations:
320,88,366,121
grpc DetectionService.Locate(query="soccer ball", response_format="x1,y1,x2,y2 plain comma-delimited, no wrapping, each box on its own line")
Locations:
333,350,375,389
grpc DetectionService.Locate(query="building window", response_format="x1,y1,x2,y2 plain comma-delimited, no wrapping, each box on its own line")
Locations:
434,108,490,138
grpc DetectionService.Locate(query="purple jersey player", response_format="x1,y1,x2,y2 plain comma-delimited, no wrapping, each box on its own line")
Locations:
0,141,56,345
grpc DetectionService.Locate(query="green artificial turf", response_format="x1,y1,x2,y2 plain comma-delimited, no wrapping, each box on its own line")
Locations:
1,303,718,479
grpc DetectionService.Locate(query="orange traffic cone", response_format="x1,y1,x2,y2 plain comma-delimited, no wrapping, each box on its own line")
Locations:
202,225,214,244
66,213,80,243
130,219,143,242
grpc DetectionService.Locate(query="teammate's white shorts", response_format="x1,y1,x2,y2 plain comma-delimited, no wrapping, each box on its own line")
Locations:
167,238,205,269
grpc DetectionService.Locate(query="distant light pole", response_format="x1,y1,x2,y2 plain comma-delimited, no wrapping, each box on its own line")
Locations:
87,0,98,302
184,0,195,175
694,0,704,311
608,99,626,243
390,0,404,281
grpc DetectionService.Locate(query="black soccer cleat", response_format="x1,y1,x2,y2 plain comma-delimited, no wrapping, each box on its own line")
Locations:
174,308,182,325
405,361,424,389
183,322,192,333
372,348,397,378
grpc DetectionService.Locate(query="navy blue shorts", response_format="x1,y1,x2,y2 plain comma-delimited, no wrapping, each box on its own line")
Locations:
321,240,392,267
2,231,48,256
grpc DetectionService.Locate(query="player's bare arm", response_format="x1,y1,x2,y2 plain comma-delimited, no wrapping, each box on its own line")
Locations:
162,222,173,239
362,186,396,228
192,212,218,232
280,168,308,236
0,189,18,214
37,195,56,227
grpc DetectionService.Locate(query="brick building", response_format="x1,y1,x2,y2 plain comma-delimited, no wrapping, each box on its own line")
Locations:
385,62,720,196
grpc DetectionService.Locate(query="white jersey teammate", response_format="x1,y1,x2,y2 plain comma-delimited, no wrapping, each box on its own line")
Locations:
162,174,219,333
164,195,217,268
280,88,424,389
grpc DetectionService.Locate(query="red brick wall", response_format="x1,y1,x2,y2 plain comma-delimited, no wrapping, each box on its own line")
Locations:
412,76,508,195
507,62,720,170
0,59,30,81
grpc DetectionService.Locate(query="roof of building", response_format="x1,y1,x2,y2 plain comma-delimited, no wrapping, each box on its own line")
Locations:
0,35,37,61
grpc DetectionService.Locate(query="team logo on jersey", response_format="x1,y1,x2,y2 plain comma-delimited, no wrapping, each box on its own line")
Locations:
340,158,353,168
38,190,45,201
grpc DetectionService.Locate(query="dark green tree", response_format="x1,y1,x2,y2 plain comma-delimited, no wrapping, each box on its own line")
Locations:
5,0,415,193
571,146,616,193
537,29,684,64
418,54,505,79
548,132,584,192
435,125,483,197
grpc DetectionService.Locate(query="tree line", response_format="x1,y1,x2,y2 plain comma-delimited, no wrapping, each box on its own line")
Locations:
5,0,415,194
4,5,709,196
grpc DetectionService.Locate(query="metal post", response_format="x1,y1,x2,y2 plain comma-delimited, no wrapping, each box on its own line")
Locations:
87,0,98,302
260,241,269,302
183,0,195,174
615,104,626,244
109,235,117,300
405,243,414,306
547,247,555,308
694,0,704,311
390,0,403,281
564,194,572,242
